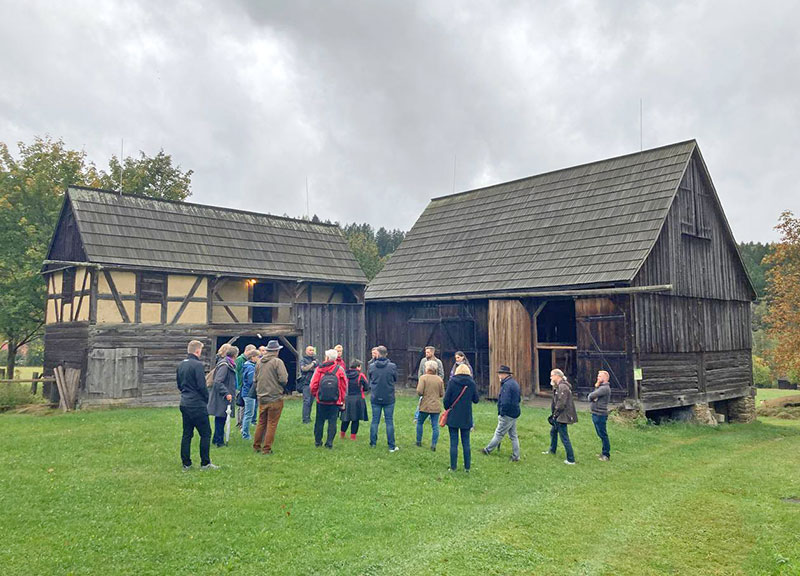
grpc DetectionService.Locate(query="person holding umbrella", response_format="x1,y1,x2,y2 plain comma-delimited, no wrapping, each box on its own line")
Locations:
208,345,237,448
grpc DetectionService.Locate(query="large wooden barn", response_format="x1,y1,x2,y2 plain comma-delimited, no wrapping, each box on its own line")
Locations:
42,186,367,406
366,140,756,417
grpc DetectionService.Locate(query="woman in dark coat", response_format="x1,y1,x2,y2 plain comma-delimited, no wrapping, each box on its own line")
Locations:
443,364,480,472
209,345,237,447
340,359,369,440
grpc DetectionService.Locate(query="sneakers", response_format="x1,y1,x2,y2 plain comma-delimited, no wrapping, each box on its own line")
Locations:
389,446,400,453
542,450,555,455
598,455,610,462
200,463,220,470
564,460,576,465
182,464,192,471
510,456,520,462
431,445,436,452
481,448,490,455
416,441,422,447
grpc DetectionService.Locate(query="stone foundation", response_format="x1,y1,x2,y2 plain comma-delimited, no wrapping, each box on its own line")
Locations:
691,403,719,427
726,393,756,423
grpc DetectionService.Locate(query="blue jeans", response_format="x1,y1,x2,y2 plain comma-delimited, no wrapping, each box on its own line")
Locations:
416,412,439,447
448,427,471,470
301,385,313,423
241,397,256,439
549,422,575,463
370,402,396,449
592,413,610,457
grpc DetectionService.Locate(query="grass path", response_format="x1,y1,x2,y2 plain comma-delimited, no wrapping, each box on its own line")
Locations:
1,397,799,575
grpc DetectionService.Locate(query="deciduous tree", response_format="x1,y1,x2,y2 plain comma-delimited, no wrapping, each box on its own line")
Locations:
764,211,800,377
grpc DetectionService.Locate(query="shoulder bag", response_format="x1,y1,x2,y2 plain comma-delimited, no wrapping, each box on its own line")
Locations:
439,385,468,427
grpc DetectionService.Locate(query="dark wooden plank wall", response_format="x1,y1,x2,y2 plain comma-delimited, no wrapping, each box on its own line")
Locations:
366,301,491,394
88,325,212,402
43,322,90,401
575,297,630,401
46,200,87,264
634,294,751,354
295,303,365,368
634,154,753,302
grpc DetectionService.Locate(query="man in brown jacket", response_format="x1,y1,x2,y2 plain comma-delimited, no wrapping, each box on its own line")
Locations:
416,360,444,450
543,368,577,464
253,340,288,454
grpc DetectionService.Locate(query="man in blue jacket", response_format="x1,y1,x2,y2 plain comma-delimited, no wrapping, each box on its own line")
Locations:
176,340,218,470
368,346,400,452
482,365,521,462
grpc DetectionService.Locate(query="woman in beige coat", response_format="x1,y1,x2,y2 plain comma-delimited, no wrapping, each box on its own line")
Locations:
416,360,444,451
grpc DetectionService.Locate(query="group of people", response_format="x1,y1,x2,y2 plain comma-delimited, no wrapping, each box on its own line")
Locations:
176,340,612,472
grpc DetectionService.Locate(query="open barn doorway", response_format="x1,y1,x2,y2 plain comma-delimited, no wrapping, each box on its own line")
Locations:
215,335,298,392
531,299,577,395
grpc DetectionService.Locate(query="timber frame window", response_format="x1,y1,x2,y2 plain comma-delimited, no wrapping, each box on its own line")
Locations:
61,267,76,301
139,272,166,303
680,185,712,240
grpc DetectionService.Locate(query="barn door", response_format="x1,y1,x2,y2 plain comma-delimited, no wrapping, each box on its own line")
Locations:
86,348,141,399
406,304,476,382
488,300,532,398
575,298,629,400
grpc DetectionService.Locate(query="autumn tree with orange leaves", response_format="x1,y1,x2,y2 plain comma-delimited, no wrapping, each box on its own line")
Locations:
764,210,800,377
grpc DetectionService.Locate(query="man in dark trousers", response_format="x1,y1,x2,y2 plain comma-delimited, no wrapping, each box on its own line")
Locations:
176,340,218,470
298,346,318,424
482,365,521,462
543,368,578,464
369,346,400,452
309,349,348,448
588,369,612,461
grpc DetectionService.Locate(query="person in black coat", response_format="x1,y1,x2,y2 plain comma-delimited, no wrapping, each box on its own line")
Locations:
340,359,370,440
482,365,521,462
443,364,480,472
368,346,400,452
176,340,217,470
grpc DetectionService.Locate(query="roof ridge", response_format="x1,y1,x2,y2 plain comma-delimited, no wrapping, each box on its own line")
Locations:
430,139,696,202
67,185,342,229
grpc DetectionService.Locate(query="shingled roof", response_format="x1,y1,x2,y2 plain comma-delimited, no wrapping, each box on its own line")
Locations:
53,187,367,285
366,140,698,300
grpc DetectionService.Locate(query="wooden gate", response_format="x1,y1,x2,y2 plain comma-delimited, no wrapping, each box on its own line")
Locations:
488,300,532,398
575,297,629,400
85,347,141,399
406,304,477,383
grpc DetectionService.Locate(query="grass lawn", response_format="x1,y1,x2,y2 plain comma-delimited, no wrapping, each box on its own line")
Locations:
757,387,800,403
1,396,799,576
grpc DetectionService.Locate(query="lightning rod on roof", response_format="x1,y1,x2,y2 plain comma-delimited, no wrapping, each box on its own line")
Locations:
640,99,643,151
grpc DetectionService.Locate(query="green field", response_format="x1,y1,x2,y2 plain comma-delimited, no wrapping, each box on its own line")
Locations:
757,387,800,403
1,396,798,575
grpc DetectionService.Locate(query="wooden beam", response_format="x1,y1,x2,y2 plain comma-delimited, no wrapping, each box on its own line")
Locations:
170,276,204,325
134,273,141,324
73,267,90,322
89,270,98,324
277,335,299,358
368,284,674,303
213,290,240,323
210,301,293,308
103,270,131,323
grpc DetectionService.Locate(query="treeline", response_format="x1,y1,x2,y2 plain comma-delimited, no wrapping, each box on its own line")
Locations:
308,216,406,281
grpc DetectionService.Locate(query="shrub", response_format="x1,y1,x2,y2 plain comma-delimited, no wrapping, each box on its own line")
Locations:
753,355,774,388
0,383,44,409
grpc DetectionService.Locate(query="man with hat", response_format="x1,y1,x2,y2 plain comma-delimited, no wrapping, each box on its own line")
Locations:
253,339,288,454
481,365,521,462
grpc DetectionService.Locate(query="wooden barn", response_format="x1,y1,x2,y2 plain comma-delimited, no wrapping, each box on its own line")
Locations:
366,140,756,417
42,186,367,406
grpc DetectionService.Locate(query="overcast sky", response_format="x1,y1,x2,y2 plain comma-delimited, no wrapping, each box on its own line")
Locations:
1,1,797,241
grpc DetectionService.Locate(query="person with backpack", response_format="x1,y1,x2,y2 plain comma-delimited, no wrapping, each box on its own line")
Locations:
309,349,348,448
443,363,480,472
253,340,288,455
208,345,237,448
368,346,400,452
340,359,370,440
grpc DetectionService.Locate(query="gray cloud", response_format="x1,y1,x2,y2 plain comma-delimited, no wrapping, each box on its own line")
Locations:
1,0,796,241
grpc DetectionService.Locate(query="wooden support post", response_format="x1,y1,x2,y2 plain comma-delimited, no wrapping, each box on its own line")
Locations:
532,301,547,395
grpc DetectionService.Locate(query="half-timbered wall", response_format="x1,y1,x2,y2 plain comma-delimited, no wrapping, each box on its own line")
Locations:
45,266,91,324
